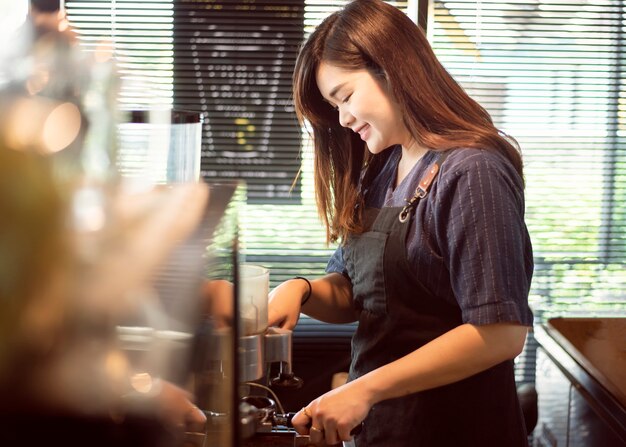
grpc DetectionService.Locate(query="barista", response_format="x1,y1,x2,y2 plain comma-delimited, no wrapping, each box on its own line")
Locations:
267,1,533,446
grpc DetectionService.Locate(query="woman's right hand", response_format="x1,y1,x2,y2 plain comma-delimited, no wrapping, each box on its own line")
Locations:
267,278,309,329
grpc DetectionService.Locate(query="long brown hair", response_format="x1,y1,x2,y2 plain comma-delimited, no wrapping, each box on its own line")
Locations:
293,0,523,243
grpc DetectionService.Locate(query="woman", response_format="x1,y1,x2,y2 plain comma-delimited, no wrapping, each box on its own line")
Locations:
268,1,533,445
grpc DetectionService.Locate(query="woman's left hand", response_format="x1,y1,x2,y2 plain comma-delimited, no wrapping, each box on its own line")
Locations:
122,378,207,435
155,380,207,434
292,379,371,445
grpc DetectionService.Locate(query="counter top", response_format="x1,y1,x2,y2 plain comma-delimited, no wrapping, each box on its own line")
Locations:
534,317,626,444
543,317,626,408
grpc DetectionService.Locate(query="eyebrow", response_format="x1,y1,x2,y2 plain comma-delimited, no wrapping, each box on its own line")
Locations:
328,82,347,100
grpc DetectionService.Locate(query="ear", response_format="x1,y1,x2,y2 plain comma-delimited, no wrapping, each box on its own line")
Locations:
370,65,388,81
375,69,395,98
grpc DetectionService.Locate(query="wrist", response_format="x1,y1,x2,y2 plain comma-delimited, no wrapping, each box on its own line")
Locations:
358,369,387,407
293,276,312,306
350,375,379,409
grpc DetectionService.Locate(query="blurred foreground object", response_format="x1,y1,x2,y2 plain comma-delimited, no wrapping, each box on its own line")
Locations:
0,5,241,446
0,0,119,184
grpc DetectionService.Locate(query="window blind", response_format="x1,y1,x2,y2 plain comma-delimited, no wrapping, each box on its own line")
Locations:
429,0,626,385
237,0,409,282
62,0,407,285
65,1,175,110
430,0,625,317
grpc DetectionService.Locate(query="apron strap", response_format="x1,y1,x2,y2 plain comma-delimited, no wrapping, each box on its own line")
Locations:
399,151,450,223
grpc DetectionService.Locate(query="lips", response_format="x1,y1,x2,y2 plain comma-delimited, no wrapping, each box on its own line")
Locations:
353,124,370,141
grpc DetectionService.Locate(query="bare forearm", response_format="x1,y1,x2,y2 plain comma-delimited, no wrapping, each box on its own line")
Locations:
358,323,528,406
301,273,358,324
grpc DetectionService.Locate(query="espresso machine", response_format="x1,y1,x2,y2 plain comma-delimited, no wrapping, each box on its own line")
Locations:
195,261,309,447
115,109,308,446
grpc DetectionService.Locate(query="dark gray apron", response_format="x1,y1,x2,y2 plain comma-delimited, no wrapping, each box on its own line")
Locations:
343,154,528,446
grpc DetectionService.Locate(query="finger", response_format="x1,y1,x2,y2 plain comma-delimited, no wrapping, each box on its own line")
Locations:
323,423,339,446
336,420,363,442
324,430,341,445
185,405,207,432
336,425,355,442
290,409,312,434
309,425,325,444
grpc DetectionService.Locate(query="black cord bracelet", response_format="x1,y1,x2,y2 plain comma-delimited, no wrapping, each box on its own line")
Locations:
294,276,312,306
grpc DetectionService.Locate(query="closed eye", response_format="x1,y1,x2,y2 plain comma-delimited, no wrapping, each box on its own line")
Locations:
323,93,350,111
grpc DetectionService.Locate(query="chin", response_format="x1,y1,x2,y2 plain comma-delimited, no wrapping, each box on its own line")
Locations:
366,143,392,155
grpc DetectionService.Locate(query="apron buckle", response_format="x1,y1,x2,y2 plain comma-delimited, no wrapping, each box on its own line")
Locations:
399,206,411,223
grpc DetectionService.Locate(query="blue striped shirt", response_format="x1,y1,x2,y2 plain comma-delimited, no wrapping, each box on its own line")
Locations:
327,146,534,326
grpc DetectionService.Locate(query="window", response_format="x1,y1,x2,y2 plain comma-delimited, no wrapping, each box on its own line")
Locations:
64,1,175,109
63,1,410,286
430,0,625,317
430,0,626,383
61,0,624,388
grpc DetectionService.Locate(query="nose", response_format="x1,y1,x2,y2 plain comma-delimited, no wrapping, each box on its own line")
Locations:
338,107,354,128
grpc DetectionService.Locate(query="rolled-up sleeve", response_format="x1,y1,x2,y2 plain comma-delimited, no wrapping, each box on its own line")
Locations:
326,246,347,275
434,152,534,326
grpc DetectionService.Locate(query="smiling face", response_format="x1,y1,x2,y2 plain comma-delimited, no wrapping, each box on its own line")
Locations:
315,61,413,154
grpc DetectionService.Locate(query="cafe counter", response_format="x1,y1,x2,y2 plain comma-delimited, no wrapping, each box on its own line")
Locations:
534,317,626,446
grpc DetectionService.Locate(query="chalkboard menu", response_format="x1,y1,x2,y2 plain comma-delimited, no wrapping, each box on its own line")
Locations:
173,1,305,203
